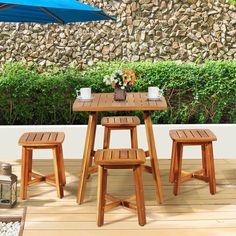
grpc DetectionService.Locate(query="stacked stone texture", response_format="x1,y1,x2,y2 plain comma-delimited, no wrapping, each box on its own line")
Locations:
0,0,235,67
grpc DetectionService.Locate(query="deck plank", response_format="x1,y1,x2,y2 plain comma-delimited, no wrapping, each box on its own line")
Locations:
1,159,236,235
23,229,236,236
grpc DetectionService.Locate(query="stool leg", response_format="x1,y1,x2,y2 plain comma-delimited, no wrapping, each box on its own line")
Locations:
53,147,64,198
27,149,33,181
133,165,146,226
173,143,183,196
130,127,138,149
97,166,107,227
103,128,111,149
58,144,66,186
169,141,177,183
206,143,216,195
20,147,29,200
201,144,208,178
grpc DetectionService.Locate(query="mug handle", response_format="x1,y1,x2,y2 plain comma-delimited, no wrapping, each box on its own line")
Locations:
75,89,80,98
159,83,166,97
159,89,163,97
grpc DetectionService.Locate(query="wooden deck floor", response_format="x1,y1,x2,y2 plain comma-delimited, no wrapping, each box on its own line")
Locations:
1,159,236,236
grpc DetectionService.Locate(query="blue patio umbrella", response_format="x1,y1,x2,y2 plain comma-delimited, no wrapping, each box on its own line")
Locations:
0,0,115,23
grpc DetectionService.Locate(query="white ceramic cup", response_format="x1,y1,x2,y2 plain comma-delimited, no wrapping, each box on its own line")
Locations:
79,87,91,99
148,86,161,98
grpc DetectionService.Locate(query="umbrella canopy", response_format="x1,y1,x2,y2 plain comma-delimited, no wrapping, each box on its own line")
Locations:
0,0,115,23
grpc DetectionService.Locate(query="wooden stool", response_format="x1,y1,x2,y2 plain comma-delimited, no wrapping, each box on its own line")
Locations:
169,129,217,195
19,132,66,200
94,149,146,227
101,116,140,149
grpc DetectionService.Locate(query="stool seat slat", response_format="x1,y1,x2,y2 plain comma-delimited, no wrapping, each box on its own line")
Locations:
34,133,44,142
101,116,140,127
27,133,37,142
95,149,145,166
41,132,51,142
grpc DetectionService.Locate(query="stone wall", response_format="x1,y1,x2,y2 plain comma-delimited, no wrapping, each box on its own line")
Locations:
0,0,235,67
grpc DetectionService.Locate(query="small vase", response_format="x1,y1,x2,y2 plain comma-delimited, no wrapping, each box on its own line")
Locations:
114,87,126,101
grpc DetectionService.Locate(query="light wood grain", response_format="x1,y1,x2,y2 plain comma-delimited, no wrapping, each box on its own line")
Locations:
22,229,236,236
7,159,236,235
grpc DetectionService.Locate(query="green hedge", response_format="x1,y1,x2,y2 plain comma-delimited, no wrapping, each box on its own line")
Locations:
228,0,236,4
0,60,235,125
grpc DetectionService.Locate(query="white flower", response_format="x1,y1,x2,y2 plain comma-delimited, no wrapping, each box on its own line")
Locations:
103,75,112,85
121,86,125,89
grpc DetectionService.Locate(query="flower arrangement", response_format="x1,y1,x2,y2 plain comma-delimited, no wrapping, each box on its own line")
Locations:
103,69,137,90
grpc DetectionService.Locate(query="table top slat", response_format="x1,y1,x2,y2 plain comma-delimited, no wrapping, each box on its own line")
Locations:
89,93,101,108
140,93,151,108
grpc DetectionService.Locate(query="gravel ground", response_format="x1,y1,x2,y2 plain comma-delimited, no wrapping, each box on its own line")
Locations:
0,221,20,236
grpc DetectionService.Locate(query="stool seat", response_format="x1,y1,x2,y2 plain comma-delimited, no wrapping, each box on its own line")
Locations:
101,116,140,150
95,148,146,226
101,116,140,128
169,129,217,143
19,132,66,200
169,129,217,196
19,132,65,146
95,149,145,166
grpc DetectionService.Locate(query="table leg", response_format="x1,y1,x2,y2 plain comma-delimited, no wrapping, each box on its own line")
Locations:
77,112,98,204
143,111,163,204
87,113,99,179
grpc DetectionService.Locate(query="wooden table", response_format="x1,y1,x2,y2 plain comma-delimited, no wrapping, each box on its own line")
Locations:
73,92,167,205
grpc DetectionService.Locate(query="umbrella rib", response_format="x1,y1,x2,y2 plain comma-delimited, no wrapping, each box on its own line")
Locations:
90,11,114,21
40,7,64,24
0,4,18,10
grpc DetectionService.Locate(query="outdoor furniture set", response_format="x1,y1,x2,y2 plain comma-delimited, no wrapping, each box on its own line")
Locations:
18,92,217,227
